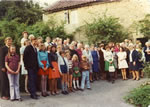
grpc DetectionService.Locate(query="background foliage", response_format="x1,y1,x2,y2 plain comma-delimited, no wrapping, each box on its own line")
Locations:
138,14,150,38
0,1,42,25
0,1,72,47
124,82,150,107
83,15,129,44
143,62,150,78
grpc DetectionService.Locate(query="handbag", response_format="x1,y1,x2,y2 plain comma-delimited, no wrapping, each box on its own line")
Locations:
109,65,115,72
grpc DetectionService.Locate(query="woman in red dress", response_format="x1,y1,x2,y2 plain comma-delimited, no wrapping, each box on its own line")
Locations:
48,45,61,95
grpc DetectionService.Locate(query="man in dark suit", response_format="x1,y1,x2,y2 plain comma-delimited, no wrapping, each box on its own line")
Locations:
23,37,39,99
0,37,12,100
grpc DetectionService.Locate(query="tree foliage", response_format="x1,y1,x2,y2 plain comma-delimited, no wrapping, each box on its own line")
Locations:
0,1,72,47
0,1,42,25
84,15,129,44
139,14,150,38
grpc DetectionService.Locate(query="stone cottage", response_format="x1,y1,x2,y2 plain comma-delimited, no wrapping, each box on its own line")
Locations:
43,0,150,42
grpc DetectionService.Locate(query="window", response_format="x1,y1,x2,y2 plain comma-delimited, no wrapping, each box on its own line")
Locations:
70,10,78,24
64,11,70,24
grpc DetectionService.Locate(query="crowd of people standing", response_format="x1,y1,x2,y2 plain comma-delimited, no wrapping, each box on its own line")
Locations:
0,31,149,101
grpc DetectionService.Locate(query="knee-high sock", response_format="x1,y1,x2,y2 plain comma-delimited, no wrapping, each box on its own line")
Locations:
73,80,76,89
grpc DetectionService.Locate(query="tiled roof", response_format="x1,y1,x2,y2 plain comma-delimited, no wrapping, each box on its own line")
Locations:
44,0,119,13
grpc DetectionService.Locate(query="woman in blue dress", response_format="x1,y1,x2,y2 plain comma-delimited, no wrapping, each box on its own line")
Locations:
91,45,99,81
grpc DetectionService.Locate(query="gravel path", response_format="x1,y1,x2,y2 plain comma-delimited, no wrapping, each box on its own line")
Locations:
0,78,147,107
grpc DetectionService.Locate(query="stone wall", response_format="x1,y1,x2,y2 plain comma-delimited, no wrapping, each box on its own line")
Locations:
43,0,150,42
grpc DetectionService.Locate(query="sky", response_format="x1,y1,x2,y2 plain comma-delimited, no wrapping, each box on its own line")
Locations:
32,0,59,8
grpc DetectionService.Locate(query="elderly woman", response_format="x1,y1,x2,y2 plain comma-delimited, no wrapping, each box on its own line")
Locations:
128,44,140,81
143,42,150,62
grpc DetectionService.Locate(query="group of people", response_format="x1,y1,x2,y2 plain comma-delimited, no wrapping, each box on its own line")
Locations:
0,31,149,101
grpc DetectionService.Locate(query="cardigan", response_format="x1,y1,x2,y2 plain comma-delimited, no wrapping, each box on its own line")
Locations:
37,51,50,69
58,56,69,73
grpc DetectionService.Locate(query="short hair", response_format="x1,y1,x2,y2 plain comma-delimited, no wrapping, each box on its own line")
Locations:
45,37,50,41
22,31,28,35
31,36,37,42
85,44,89,48
128,43,134,47
59,50,65,55
119,47,125,52
5,37,12,42
28,34,35,40
105,45,110,50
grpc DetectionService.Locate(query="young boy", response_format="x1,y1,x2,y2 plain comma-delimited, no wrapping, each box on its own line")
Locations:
80,55,91,91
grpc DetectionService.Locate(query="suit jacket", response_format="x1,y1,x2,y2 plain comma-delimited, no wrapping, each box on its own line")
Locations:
0,46,8,69
128,50,139,63
23,45,38,70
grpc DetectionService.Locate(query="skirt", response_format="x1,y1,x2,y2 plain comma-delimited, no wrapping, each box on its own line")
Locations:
49,61,60,79
21,62,28,75
38,61,49,75
105,61,115,72
129,62,139,71
118,60,128,69
73,72,81,78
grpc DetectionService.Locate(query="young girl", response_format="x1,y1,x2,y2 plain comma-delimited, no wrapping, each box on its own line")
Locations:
37,43,50,97
20,39,30,93
48,45,60,95
80,55,91,91
5,45,22,101
66,51,74,92
72,54,81,90
104,46,115,84
117,47,128,80
58,51,69,95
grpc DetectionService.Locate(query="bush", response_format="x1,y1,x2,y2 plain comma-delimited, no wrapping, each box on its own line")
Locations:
0,19,73,48
143,62,150,78
83,15,129,44
124,82,150,107
27,20,73,40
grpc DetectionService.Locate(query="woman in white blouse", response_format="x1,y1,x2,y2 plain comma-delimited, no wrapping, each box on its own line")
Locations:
104,46,115,84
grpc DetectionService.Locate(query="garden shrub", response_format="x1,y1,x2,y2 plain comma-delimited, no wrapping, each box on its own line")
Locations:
124,82,150,107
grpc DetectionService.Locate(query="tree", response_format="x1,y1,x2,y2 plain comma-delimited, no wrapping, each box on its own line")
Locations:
83,15,129,44
139,14,150,38
0,19,27,46
0,1,42,25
